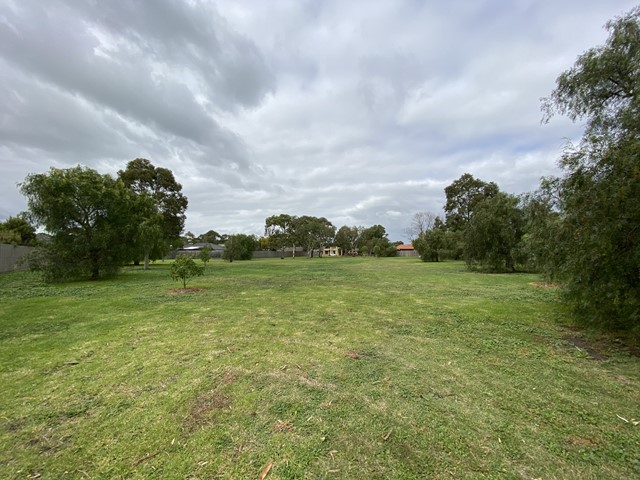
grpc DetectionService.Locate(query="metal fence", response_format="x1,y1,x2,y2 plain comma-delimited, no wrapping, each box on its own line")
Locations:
0,244,34,273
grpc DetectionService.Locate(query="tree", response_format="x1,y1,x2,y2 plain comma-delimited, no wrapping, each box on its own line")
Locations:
335,225,360,256
405,212,436,241
171,255,204,288
358,224,396,257
541,7,640,330
0,229,21,245
519,181,565,278
20,166,142,280
199,247,212,266
413,216,446,262
199,229,225,244
293,216,335,257
118,159,188,267
0,216,36,246
265,214,294,257
223,234,258,262
444,173,498,231
130,207,164,270
464,193,524,273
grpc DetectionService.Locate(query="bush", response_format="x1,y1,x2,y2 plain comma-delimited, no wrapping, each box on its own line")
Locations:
223,234,258,262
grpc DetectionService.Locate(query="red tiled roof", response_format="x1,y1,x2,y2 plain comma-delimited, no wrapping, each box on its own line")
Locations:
396,244,414,251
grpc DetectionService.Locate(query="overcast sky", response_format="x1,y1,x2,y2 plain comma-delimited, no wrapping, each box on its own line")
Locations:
1,0,636,241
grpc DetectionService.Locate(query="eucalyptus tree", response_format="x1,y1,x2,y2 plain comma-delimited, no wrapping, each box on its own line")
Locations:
118,158,188,267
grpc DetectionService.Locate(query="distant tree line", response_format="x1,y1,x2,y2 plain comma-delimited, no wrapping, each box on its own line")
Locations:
263,214,398,258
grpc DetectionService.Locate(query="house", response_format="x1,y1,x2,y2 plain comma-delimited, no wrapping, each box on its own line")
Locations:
322,246,342,257
175,243,225,258
396,243,418,257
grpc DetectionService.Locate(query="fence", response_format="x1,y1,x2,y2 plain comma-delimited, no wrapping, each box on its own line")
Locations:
0,244,34,273
396,250,419,257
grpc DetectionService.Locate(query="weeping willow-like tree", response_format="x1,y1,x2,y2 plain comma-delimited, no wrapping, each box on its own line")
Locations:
540,7,640,330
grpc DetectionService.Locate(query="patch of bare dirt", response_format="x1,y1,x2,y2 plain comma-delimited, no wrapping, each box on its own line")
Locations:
560,325,640,359
274,420,294,432
562,334,609,361
184,390,231,431
528,282,560,287
566,436,598,448
167,287,206,295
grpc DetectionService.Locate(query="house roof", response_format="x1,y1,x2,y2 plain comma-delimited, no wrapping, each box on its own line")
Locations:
179,243,225,251
396,244,415,251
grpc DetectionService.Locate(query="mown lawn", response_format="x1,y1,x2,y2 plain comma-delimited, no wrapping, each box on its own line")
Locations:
0,257,638,479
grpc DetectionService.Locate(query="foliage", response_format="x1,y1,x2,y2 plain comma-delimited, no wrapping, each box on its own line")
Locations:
464,192,524,273
541,7,640,139
444,173,499,231
0,216,36,246
413,217,446,262
519,182,565,279
292,215,336,257
541,7,640,330
0,229,21,245
199,229,226,244
264,213,295,256
170,254,204,288
20,166,143,281
335,225,360,255
223,234,258,262
358,224,396,256
199,247,212,266
118,158,188,263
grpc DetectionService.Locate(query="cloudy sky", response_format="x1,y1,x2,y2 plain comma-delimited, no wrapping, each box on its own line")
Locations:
1,0,636,241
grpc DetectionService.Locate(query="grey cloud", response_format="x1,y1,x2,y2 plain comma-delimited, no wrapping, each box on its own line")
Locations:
2,0,638,243
0,1,272,169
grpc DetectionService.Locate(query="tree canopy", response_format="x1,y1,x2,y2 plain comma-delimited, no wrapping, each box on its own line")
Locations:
292,215,335,257
335,225,360,256
0,216,36,246
223,234,258,262
118,158,188,264
264,214,295,255
444,173,498,231
20,166,144,280
464,192,524,273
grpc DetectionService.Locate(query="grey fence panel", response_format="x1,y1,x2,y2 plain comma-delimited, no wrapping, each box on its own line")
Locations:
0,244,34,273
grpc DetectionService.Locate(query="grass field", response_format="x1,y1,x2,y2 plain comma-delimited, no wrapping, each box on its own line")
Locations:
1,257,639,479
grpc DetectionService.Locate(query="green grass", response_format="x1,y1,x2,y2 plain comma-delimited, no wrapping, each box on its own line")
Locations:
1,257,639,479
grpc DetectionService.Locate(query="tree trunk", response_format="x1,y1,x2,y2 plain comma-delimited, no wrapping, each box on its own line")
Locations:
90,252,100,280
144,251,150,270
505,253,515,273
